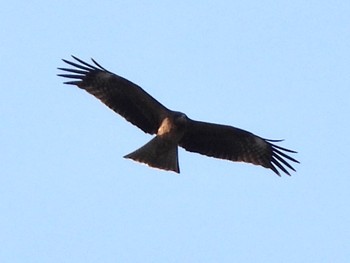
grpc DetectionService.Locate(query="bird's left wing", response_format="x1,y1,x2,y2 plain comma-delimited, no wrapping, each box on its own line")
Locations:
179,119,299,176
58,56,170,134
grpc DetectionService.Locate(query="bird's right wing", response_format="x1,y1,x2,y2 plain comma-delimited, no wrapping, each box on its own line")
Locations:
58,56,170,134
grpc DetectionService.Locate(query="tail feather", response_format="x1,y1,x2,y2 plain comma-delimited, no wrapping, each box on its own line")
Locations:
124,136,180,173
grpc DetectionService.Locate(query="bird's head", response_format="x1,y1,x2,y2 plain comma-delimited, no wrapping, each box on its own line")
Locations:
173,111,188,126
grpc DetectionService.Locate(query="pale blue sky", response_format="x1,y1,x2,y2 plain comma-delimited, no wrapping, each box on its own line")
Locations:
1,1,349,262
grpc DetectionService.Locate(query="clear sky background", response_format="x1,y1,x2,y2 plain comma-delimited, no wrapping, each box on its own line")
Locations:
1,1,349,262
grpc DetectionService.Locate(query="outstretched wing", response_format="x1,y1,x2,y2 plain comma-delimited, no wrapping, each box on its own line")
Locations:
58,56,170,134
179,119,299,176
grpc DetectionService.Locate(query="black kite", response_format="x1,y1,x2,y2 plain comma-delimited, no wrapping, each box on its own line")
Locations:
58,56,299,176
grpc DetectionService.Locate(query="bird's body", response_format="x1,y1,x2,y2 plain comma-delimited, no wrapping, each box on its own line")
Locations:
58,56,299,176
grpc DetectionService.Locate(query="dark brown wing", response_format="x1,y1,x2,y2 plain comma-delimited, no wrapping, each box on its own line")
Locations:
58,56,170,134
179,119,299,176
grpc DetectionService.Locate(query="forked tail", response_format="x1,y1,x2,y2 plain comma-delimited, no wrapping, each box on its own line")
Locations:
124,136,180,173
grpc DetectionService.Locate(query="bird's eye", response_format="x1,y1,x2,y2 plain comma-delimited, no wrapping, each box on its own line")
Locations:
181,113,187,118
176,112,187,120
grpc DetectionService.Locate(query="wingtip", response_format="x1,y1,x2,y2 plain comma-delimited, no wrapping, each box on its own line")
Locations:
71,55,79,61
270,165,282,177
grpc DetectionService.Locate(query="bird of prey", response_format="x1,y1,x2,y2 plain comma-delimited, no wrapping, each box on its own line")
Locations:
58,56,299,176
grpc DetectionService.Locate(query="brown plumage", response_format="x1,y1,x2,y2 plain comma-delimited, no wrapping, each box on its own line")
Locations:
58,56,299,176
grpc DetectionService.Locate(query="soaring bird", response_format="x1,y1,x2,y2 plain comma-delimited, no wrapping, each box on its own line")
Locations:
58,56,299,176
